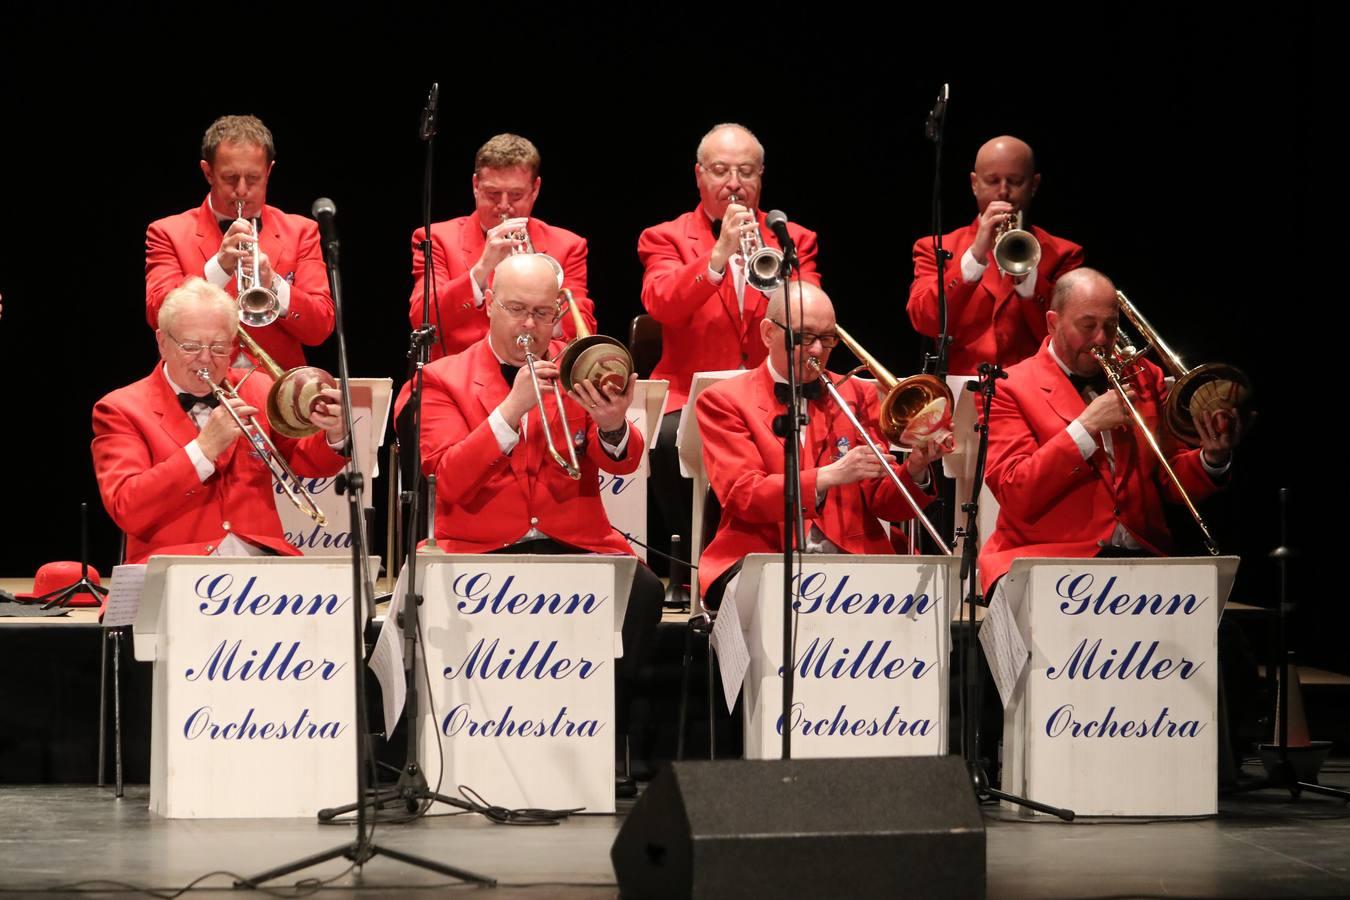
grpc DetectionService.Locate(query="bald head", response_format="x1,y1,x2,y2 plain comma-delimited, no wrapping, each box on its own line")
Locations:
1051,267,1116,313
766,280,831,324
971,135,1040,215
1047,267,1119,377
487,254,563,363
696,123,764,167
761,281,837,374
493,252,558,297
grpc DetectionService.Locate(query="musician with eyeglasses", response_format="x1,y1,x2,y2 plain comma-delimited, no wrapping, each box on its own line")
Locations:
93,279,347,564
694,282,945,608
908,135,1084,374
145,115,334,371
409,133,596,362
639,123,821,579
978,268,1239,593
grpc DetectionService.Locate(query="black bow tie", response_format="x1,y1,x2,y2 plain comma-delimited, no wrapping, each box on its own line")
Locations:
500,362,520,385
773,381,822,404
178,391,220,412
218,212,262,234
1067,371,1109,397
710,218,721,239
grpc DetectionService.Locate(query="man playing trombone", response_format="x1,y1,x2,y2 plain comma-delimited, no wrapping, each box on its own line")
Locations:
908,135,1084,374
93,279,347,564
145,115,334,371
978,268,1239,592
695,282,946,608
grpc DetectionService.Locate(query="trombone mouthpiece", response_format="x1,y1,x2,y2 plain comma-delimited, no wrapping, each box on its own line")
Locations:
196,367,212,383
516,334,533,348
806,356,822,375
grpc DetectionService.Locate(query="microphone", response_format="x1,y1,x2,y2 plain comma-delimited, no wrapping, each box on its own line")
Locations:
925,83,949,143
765,209,795,254
420,82,439,141
312,198,338,264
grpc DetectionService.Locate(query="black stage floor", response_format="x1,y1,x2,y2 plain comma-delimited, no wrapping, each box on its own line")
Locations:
1,767,1348,900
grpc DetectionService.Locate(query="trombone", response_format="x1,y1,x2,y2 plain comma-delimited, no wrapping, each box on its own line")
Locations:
556,288,634,395
728,193,784,292
235,326,337,439
834,325,955,452
517,333,582,480
234,200,281,327
992,210,1041,278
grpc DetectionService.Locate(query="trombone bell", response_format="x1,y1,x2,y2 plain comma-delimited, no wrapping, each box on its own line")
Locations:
556,288,634,396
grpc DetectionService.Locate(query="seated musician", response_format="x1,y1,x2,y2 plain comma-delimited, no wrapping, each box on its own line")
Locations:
978,268,1240,593
93,278,347,564
695,282,946,608
410,253,663,786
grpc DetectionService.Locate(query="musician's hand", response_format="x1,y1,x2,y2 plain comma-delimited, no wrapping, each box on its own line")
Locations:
1196,408,1240,468
710,203,754,275
309,385,346,447
571,373,636,433
197,396,257,460
1078,388,1134,436
473,218,529,289
499,358,557,427
971,200,1014,265
215,218,255,276
905,439,946,478
239,247,275,290
818,445,887,492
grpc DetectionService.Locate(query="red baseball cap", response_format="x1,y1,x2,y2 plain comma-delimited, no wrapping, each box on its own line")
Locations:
13,561,105,608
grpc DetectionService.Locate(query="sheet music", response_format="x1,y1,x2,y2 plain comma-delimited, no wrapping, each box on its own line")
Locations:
979,582,1028,709
369,565,408,736
709,575,750,713
101,564,147,628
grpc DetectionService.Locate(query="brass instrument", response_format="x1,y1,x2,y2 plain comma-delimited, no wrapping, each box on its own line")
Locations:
195,366,328,526
502,213,564,287
235,326,338,439
234,200,281,327
1115,290,1252,445
834,325,955,452
556,288,634,395
806,356,952,555
992,210,1041,278
728,193,784,292
517,334,581,480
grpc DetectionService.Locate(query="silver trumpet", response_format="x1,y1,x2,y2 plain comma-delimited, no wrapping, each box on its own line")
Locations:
992,209,1041,278
503,212,564,288
516,334,581,480
234,200,280,327
195,367,328,525
729,193,784,292
806,356,952,555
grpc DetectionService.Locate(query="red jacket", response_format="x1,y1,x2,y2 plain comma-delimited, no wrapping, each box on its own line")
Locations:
639,206,819,411
409,215,596,361
978,338,1224,589
92,367,346,564
146,199,334,371
413,338,643,555
907,218,1083,374
695,362,933,596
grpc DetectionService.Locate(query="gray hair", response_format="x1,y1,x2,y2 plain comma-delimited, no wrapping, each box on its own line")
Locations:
158,277,238,334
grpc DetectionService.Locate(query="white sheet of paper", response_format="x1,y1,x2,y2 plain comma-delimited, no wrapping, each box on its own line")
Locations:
709,574,750,713
101,564,147,628
369,566,408,736
979,583,1028,709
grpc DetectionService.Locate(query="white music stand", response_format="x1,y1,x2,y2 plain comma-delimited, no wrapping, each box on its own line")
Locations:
675,370,741,608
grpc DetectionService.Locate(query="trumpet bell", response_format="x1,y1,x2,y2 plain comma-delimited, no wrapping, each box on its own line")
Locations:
1166,362,1252,445
877,374,955,450
993,228,1041,277
238,285,280,327
266,366,338,439
746,246,785,292
558,334,634,396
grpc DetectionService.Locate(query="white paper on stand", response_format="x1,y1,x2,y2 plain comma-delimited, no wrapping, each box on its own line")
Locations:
369,565,409,736
709,575,750,713
979,582,1028,708
101,564,147,628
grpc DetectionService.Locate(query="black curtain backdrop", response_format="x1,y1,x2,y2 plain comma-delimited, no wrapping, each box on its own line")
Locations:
1,10,1326,664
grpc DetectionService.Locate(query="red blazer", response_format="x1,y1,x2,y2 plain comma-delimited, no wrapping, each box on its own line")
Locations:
92,367,347,564
413,338,643,555
978,339,1224,589
907,218,1083,374
146,199,335,371
639,205,820,412
695,363,933,596
409,215,596,361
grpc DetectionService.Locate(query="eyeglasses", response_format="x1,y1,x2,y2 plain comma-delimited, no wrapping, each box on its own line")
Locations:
701,162,762,181
495,299,561,324
769,320,839,349
167,331,234,356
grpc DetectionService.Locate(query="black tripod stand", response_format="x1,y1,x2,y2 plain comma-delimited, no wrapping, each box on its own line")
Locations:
35,503,109,609
957,364,1074,820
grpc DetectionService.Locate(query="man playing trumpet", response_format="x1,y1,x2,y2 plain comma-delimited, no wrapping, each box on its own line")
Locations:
93,279,347,564
695,282,945,608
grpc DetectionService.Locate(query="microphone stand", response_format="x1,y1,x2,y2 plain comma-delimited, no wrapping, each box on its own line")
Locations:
956,364,1072,820
925,84,953,382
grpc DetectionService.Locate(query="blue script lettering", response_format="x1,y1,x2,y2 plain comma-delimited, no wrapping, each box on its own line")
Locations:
792,572,933,616
1045,639,1202,681
441,704,602,738
442,638,602,680
274,476,333,497
183,706,346,740
286,525,354,550
1056,573,1206,617
451,572,605,616
184,640,347,682
1045,704,1204,739
782,637,930,680
597,473,634,496
777,703,933,738
195,574,347,617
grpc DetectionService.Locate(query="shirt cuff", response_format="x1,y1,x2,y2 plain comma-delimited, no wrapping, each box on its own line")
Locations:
1201,450,1231,478
598,422,630,456
471,272,486,308
489,407,521,455
706,262,726,283
1013,267,1039,298
1067,419,1099,461
961,247,988,284
272,275,291,315
186,438,216,482
203,256,232,289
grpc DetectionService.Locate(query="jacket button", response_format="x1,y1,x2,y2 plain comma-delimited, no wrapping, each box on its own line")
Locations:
1096,539,1107,548
530,516,539,526
205,544,215,553
1113,507,1120,516
222,520,231,531
462,302,471,310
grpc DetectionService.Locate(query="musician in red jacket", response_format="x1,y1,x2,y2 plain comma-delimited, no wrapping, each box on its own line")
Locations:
696,282,944,606
408,133,596,361
908,136,1084,375
145,115,334,371
639,123,821,577
94,279,347,564
978,268,1239,591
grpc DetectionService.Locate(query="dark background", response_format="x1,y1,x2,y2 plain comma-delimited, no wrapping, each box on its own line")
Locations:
0,12,1327,665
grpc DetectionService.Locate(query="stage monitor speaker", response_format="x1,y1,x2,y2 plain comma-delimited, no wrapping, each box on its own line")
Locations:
611,755,984,900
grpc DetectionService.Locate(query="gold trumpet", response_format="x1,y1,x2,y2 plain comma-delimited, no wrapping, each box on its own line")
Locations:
234,200,281,327
517,333,582,480
834,325,955,452
728,193,784,292
555,288,634,395
992,210,1041,278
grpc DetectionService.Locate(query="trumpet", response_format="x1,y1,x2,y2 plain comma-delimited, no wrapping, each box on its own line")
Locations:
556,288,634,395
805,356,952,555
728,193,784,292
502,212,564,288
517,333,582,480
195,367,328,526
992,209,1041,278
234,200,280,327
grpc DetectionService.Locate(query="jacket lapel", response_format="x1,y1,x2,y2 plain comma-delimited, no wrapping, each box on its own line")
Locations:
195,199,223,269
471,341,529,490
